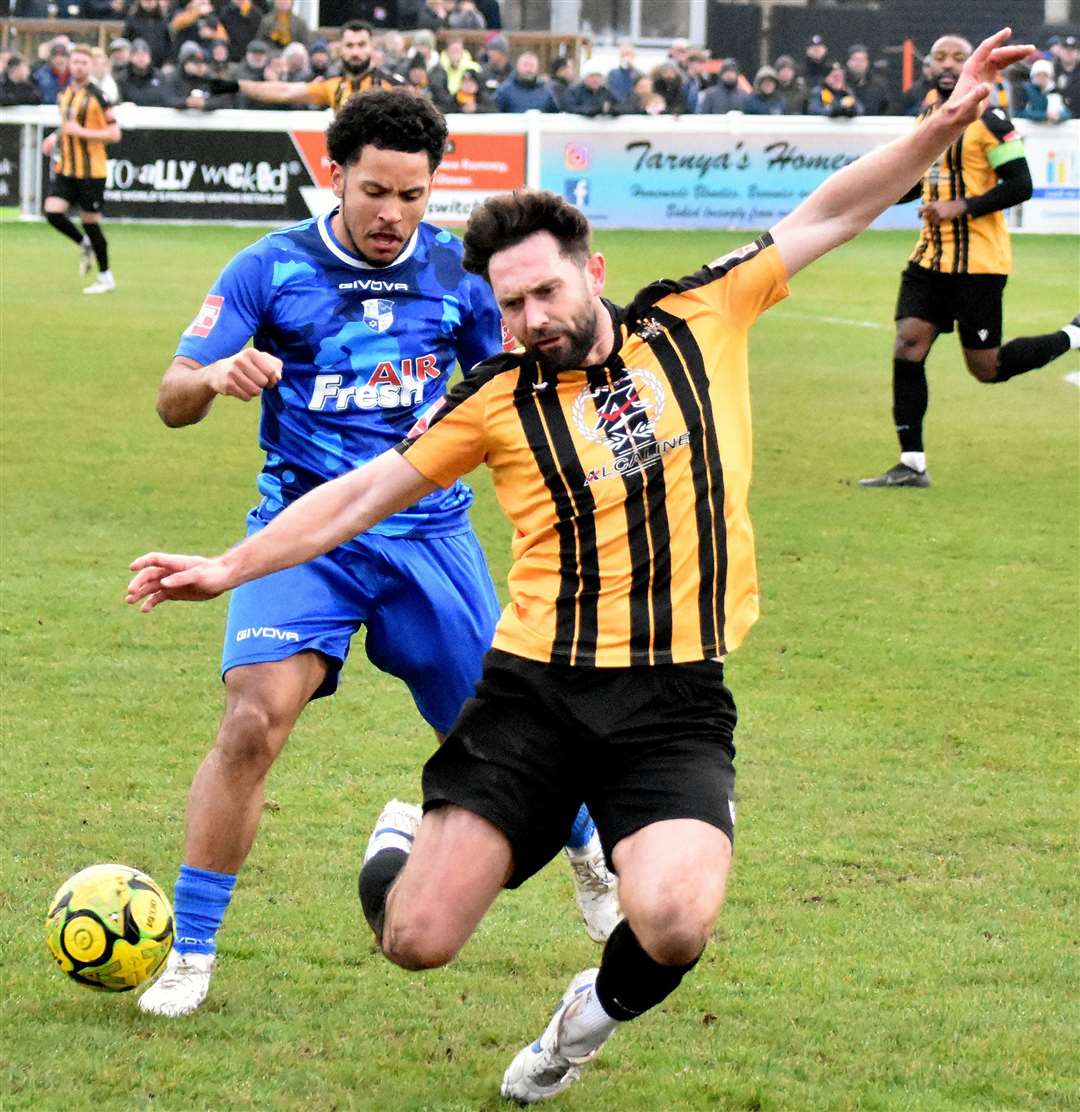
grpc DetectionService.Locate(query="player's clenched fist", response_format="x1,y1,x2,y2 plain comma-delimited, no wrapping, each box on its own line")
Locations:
204,349,283,402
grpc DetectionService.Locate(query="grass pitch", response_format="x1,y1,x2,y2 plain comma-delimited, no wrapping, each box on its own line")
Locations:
1,220,1077,1111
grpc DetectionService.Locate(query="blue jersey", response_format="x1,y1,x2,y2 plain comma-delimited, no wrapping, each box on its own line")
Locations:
175,212,504,539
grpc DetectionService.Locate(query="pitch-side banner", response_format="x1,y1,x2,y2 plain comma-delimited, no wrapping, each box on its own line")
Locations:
1015,127,1080,234
97,127,525,223
539,122,922,231
0,123,21,208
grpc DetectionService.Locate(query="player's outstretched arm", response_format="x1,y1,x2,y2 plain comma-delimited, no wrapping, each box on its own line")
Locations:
156,351,283,427
226,79,315,106
127,449,438,611
769,28,1032,278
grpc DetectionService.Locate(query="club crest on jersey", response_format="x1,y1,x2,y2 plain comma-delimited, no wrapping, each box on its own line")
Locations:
185,294,224,338
362,298,394,333
572,368,689,486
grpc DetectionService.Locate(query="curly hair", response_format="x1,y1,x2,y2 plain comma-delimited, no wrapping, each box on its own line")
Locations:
326,90,448,173
462,190,591,279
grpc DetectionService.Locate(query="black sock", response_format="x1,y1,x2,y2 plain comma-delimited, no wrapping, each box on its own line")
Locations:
892,357,927,454
994,332,1070,382
593,919,701,1022
45,210,84,246
358,849,408,943
82,223,108,272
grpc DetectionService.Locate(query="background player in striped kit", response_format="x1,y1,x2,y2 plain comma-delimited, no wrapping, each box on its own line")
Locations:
133,91,617,1021
860,33,1080,489
41,43,120,294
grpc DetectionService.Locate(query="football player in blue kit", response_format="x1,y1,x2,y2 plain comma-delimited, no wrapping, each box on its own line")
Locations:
138,91,619,1019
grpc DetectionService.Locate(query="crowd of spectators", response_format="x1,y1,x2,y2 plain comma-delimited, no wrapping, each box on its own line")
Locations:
1,10,1077,126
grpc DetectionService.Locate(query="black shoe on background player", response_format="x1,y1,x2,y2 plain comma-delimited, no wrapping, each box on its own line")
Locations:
859,463,932,488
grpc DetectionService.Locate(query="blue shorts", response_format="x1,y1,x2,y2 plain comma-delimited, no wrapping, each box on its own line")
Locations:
221,511,500,733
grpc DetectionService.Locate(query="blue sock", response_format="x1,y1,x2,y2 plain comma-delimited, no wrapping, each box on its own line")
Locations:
565,804,596,852
173,865,237,955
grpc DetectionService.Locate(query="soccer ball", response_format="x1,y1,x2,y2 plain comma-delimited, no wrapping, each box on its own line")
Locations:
45,863,174,991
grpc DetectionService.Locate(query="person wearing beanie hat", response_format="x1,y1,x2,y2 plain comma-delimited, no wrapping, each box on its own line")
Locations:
804,32,830,84
699,57,747,113
845,43,890,114
120,37,164,105
807,58,862,117
1018,57,1071,121
861,32,1080,490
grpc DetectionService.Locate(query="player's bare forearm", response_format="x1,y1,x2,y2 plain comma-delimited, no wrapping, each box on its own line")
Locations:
237,80,313,105
156,357,218,427
127,451,438,610
771,29,1032,277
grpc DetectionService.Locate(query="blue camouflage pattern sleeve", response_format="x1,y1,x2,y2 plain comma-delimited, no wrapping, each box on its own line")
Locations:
174,246,268,366
456,272,506,376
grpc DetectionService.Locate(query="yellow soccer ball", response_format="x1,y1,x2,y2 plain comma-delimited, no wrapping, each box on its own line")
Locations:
45,864,174,991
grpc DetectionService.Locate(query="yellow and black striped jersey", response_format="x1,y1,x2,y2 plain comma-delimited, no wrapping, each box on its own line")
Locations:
398,238,789,667
911,100,1025,275
55,82,114,179
306,68,405,112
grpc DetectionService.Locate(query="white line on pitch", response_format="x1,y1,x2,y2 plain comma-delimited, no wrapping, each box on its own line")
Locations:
1065,372,1080,388
773,310,888,330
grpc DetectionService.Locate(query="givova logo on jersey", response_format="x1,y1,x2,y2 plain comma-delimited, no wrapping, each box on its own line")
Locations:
573,368,689,485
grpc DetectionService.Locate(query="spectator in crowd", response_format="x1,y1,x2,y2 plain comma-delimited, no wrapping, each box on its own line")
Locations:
34,40,70,103
846,44,890,114
123,0,172,70
0,54,43,105
1019,58,1071,121
220,0,264,62
408,29,440,75
258,0,310,51
450,67,494,112
1055,34,1080,114
606,39,641,102
108,38,131,83
416,0,449,31
448,0,486,30
649,60,692,115
699,58,746,113
170,0,214,58
439,37,480,97
774,53,806,113
904,54,935,115
473,0,501,29
479,33,512,85
195,14,230,56
667,37,691,77
547,55,574,110
804,34,830,86
686,49,713,96
563,58,618,116
206,38,233,78
808,59,863,117
119,37,164,104
237,38,270,82
743,64,786,115
496,50,558,112
617,73,665,116
89,47,121,104
308,39,333,78
407,48,451,108
281,41,312,82
379,30,409,75
161,41,214,108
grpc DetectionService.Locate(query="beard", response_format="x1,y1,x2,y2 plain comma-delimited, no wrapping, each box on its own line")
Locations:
932,73,957,99
523,300,598,373
343,56,371,77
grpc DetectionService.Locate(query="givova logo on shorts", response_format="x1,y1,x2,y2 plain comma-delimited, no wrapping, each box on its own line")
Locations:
236,626,300,642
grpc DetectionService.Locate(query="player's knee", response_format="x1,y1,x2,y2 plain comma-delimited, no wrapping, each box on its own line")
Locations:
214,699,284,772
629,900,712,966
894,334,929,362
964,352,999,383
381,911,461,971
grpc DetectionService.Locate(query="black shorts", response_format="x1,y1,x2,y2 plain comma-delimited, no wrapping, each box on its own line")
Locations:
48,174,106,214
421,649,738,888
895,263,1007,350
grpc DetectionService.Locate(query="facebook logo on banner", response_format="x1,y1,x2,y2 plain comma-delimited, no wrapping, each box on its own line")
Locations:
564,178,589,208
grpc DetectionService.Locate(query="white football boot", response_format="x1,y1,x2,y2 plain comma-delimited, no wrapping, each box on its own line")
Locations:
501,968,615,1104
83,271,116,295
363,798,422,864
565,832,621,942
137,949,215,1017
